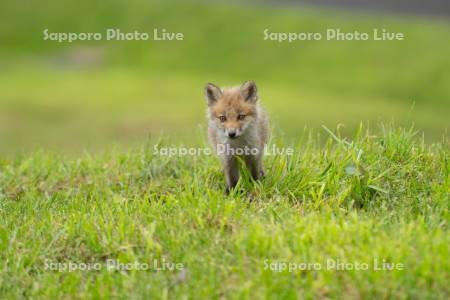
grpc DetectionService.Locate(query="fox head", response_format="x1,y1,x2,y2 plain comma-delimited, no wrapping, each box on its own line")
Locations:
205,81,259,139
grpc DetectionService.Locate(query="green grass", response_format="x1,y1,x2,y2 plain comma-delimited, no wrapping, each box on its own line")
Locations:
1,125,449,299
0,1,449,297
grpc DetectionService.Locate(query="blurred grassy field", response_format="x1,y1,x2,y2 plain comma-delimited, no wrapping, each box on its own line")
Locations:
0,0,449,153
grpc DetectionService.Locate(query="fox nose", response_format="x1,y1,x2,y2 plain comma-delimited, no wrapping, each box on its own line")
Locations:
228,131,236,138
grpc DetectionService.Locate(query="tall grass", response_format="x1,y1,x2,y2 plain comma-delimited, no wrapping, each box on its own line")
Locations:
0,125,448,298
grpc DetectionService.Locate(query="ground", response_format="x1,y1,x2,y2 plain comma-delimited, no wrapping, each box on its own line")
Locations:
1,126,448,298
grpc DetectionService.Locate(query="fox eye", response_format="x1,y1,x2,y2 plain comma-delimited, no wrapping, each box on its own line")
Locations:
237,114,246,120
219,115,226,122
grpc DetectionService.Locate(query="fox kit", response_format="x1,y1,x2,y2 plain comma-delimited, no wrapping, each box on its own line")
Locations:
205,80,269,193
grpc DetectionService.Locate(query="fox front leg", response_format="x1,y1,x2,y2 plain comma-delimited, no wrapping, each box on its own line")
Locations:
245,155,264,180
223,156,239,194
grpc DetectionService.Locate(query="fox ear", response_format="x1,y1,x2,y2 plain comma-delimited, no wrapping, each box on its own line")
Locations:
240,80,258,103
204,83,222,106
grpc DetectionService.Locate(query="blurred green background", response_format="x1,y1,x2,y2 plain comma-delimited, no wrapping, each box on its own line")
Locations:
0,0,449,154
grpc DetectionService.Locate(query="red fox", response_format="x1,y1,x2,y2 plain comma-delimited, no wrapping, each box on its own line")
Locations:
204,81,269,193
